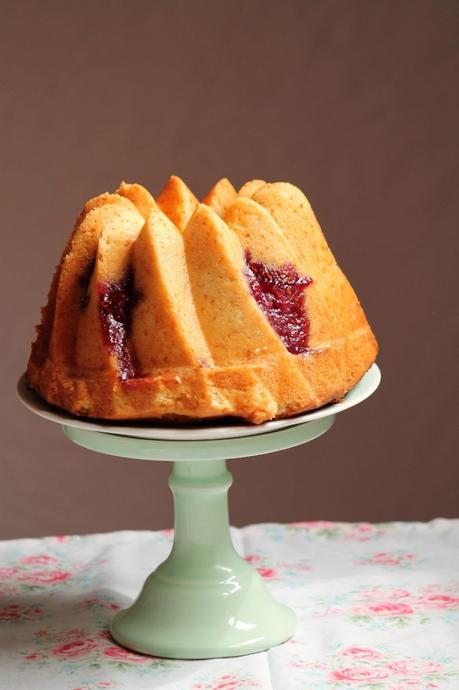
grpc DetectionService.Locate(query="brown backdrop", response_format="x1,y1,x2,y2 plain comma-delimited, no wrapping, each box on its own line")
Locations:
1,0,457,539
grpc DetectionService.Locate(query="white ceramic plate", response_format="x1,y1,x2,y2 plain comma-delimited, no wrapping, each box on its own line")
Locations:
17,364,380,441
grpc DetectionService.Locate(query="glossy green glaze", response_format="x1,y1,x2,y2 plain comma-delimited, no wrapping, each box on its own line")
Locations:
63,416,335,659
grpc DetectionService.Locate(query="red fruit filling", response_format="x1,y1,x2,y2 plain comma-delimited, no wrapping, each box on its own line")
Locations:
244,251,313,354
98,271,138,380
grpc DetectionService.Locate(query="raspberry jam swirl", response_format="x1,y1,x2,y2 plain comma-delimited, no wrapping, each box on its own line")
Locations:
244,251,313,354
98,270,138,379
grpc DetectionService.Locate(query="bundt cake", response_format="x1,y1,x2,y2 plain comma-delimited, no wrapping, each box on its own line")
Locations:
26,176,378,424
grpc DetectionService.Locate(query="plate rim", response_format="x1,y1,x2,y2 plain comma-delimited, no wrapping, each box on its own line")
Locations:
17,363,381,441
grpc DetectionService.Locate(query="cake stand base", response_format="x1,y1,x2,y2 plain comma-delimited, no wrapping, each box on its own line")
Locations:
64,416,334,658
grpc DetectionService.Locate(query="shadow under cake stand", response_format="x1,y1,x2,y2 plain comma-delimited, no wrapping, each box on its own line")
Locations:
18,364,380,660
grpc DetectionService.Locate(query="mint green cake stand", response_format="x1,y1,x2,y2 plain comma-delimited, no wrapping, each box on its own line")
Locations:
17,364,380,659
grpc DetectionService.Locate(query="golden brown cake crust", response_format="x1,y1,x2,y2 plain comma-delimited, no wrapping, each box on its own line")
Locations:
156,175,198,232
202,178,237,217
27,178,378,424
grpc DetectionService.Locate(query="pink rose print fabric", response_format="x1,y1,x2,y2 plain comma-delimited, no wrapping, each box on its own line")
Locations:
0,520,458,689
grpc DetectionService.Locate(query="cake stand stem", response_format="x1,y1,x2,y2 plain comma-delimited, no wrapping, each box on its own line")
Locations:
110,455,297,659
169,459,235,568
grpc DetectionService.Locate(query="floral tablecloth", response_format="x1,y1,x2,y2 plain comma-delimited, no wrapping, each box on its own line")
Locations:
0,520,458,690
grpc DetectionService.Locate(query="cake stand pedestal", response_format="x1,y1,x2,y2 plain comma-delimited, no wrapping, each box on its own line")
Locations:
17,364,380,660
64,417,332,658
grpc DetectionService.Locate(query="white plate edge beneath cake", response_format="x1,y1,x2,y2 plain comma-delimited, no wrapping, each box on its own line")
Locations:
17,364,380,441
